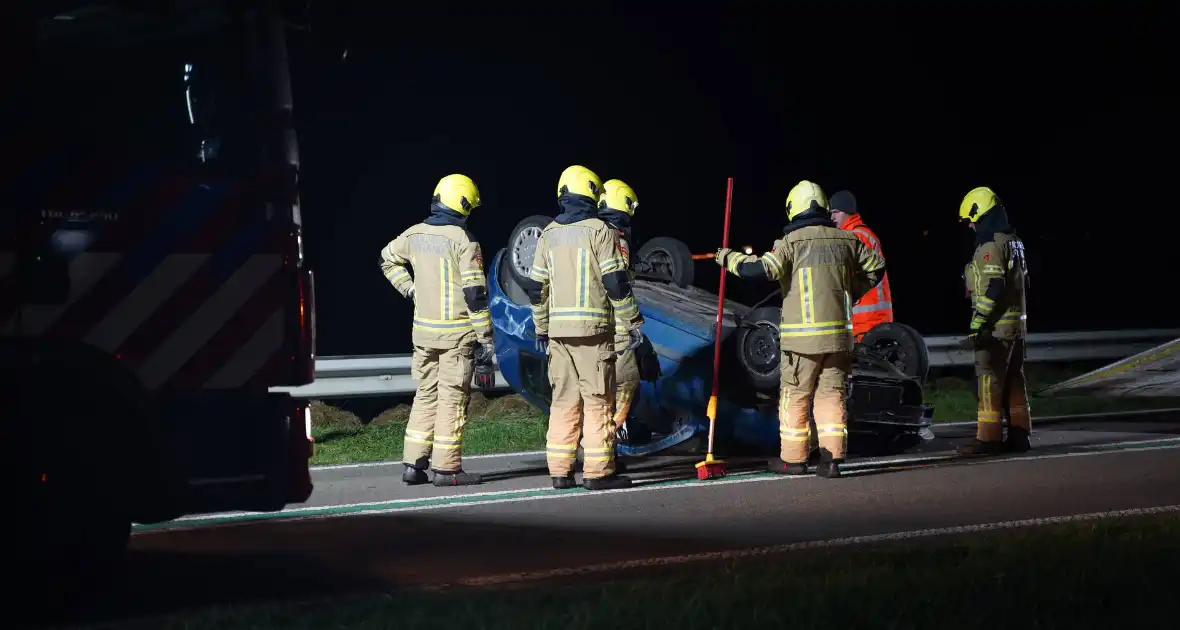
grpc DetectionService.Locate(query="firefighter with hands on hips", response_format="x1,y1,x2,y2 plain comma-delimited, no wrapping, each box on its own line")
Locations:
955,186,1031,456
715,180,886,478
379,173,495,487
828,190,894,339
529,165,647,491
597,178,661,440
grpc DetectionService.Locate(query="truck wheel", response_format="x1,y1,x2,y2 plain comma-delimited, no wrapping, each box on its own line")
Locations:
635,237,695,287
735,305,782,392
15,370,133,616
507,215,553,293
860,322,930,381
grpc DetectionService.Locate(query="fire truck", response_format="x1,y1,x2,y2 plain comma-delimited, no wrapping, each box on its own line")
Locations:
3,0,315,603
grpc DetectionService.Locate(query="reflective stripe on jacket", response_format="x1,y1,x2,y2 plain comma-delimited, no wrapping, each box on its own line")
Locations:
840,215,893,337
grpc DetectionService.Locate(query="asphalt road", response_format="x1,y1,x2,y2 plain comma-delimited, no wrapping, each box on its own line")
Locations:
85,416,1180,624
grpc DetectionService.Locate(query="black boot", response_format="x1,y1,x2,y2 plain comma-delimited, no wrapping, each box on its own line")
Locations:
402,464,429,485
582,474,633,490
816,458,844,479
956,439,1005,457
431,470,483,486
552,474,577,489
768,459,808,475
1005,427,1032,453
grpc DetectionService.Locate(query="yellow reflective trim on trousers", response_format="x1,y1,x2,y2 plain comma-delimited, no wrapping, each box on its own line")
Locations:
546,445,578,458
978,374,1001,423
780,428,809,442
817,423,848,437
405,426,433,446
434,436,462,450
583,446,613,462
470,311,490,322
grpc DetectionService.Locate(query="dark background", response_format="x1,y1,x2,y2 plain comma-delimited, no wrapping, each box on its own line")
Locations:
14,2,1180,355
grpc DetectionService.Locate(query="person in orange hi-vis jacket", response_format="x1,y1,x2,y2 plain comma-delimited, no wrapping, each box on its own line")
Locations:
828,190,893,339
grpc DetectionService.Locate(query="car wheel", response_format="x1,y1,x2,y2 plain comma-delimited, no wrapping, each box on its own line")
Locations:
635,236,695,287
859,322,930,381
496,248,532,305
735,305,782,392
508,215,552,293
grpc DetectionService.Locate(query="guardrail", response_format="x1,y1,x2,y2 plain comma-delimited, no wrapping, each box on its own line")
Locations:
270,329,1180,400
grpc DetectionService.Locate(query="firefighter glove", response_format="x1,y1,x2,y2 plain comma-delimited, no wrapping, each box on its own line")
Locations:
473,362,496,390
621,327,647,356
535,333,549,355
714,247,732,267
473,339,495,365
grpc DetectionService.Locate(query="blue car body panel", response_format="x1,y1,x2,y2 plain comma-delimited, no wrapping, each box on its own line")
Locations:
488,248,932,455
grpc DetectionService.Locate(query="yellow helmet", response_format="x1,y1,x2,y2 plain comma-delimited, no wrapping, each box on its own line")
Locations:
433,173,481,216
557,165,603,201
959,186,1000,223
599,179,639,215
785,180,828,220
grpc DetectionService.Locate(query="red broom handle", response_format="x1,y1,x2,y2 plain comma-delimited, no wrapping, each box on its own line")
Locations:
710,177,734,400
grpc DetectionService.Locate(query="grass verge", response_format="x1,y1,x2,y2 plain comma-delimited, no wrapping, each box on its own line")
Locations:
310,364,1180,466
116,513,1180,629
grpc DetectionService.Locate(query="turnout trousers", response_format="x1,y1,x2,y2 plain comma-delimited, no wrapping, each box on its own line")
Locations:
779,350,852,464
403,341,475,473
974,337,1031,443
612,334,641,428
546,332,619,479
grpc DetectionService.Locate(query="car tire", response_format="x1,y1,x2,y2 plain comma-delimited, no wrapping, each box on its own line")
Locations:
496,249,532,305
635,236,695,287
507,215,553,293
859,322,930,381
735,305,782,392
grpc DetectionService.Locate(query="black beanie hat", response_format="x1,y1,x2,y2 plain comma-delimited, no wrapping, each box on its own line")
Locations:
830,190,858,214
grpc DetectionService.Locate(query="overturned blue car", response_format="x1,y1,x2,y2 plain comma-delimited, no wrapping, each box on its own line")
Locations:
488,215,935,458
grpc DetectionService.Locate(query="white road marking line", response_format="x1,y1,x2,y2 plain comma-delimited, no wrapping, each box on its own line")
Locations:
937,407,1180,428
135,440,1180,534
134,472,814,535
312,408,1180,471
429,504,1180,589
311,451,546,470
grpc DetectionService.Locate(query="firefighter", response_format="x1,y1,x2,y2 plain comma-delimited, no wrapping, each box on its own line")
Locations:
828,190,894,339
597,178,660,438
715,180,886,478
529,165,647,490
956,186,1031,456
379,173,494,487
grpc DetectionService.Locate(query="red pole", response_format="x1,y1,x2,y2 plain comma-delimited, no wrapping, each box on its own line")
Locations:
706,177,734,435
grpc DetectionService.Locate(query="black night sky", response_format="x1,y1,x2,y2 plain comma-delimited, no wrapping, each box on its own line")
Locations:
17,3,1180,356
